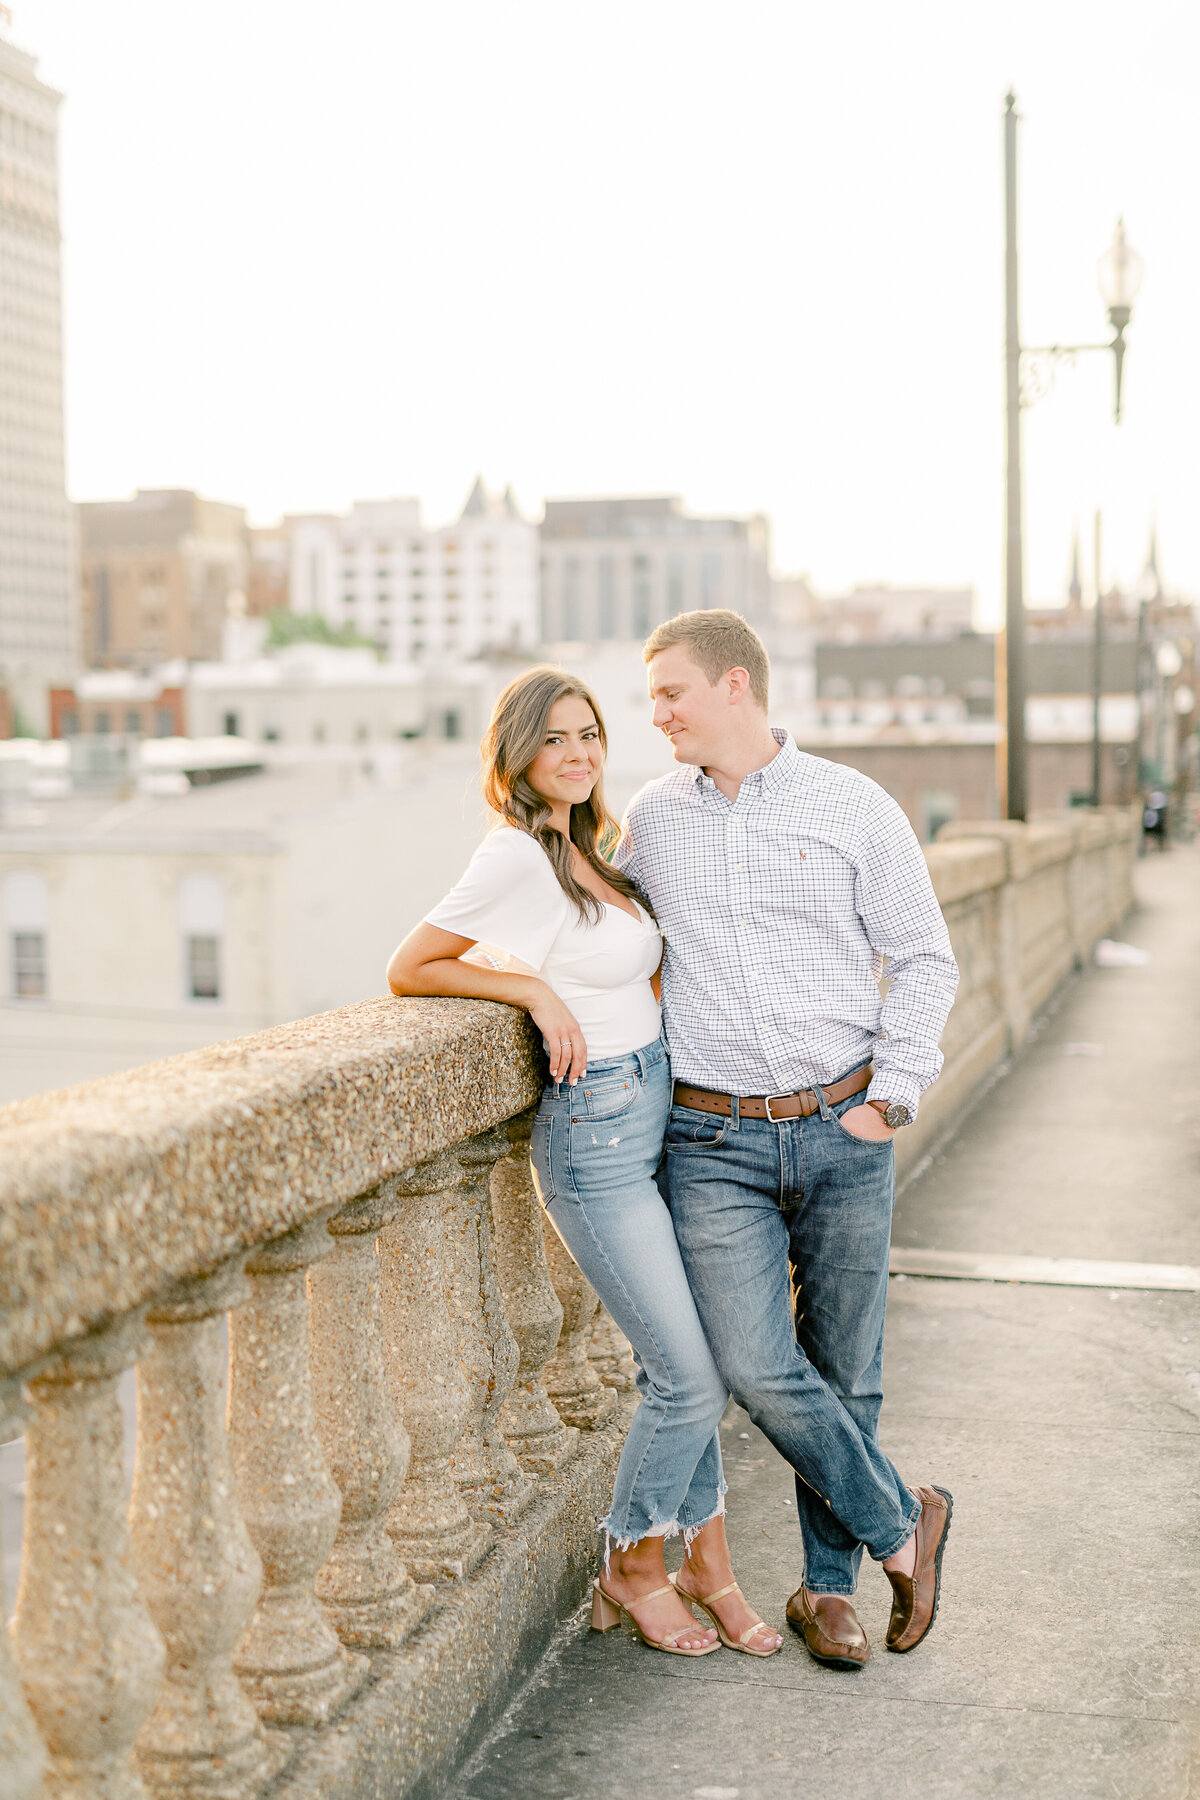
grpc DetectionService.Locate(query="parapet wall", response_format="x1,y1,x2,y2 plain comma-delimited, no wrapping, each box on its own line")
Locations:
901,807,1140,1177
0,805,1140,1800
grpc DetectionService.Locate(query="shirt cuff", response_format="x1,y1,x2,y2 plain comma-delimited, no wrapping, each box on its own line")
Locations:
866,1070,923,1121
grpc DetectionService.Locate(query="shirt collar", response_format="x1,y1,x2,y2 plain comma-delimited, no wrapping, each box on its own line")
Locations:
692,726,797,798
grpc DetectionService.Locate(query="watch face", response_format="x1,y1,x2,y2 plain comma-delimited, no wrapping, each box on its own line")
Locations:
884,1103,911,1129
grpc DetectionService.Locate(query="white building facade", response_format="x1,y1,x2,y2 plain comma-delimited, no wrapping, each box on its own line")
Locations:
0,25,75,731
539,495,771,645
0,750,494,1103
285,479,538,666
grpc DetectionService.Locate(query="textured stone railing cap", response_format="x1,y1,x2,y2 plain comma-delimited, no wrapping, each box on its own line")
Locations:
0,996,542,1379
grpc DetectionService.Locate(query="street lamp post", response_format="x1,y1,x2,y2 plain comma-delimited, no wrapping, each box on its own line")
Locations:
1091,511,1103,807
1000,93,1143,820
1002,95,1026,821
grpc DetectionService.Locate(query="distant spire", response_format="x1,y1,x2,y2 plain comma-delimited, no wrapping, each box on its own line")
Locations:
502,483,522,520
460,474,489,520
1142,520,1163,600
1067,528,1082,609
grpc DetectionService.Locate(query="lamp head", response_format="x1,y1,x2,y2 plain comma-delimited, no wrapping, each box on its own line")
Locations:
1097,218,1144,320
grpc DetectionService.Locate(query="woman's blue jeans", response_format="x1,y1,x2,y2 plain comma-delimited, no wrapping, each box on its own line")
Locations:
530,1037,729,1548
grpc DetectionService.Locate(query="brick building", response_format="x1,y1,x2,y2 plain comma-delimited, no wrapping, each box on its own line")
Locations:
78,489,250,670
48,675,185,739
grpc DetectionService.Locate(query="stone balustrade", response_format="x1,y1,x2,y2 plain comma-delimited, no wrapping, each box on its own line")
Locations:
902,806,1141,1176
0,810,1139,1797
0,998,630,1800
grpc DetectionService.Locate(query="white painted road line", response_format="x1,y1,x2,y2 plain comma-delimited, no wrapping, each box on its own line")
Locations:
889,1247,1200,1292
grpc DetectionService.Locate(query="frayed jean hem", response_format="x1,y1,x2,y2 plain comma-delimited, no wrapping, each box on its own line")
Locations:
601,1489,726,1571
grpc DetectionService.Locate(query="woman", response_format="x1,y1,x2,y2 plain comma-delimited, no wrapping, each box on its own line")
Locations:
387,667,782,1659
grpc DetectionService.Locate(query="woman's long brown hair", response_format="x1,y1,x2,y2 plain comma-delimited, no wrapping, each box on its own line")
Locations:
480,666,648,924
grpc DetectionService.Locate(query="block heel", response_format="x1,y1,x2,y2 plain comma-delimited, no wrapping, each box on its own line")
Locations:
590,1578,622,1631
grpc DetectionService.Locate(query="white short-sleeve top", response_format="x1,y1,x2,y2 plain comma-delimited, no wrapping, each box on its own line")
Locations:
425,827,662,1061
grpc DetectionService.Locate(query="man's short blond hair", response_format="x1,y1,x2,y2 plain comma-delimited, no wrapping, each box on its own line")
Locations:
644,609,770,710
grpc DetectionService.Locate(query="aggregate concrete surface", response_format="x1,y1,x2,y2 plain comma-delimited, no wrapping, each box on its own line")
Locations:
455,845,1200,1800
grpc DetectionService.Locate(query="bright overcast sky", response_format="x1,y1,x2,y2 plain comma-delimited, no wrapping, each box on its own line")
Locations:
17,0,1200,624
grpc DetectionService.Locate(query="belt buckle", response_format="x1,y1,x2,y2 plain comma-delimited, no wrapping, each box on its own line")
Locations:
763,1093,783,1123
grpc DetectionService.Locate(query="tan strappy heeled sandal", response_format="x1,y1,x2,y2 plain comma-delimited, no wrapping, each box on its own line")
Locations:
669,1570,783,1657
590,1577,721,1656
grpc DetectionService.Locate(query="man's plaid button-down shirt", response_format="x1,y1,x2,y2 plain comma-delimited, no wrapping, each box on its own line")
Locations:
616,729,959,1118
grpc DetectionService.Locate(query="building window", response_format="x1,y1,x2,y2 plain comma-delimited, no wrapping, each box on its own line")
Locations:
95,567,111,656
222,711,239,737
700,553,723,606
443,709,461,740
93,709,111,735
179,874,225,1004
11,933,46,999
596,558,616,639
667,554,684,613
61,709,78,735
563,558,581,639
125,709,143,735
156,708,176,737
922,790,957,844
4,871,49,1001
186,936,221,1001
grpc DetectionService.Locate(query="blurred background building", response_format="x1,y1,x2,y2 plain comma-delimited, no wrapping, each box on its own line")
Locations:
284,478,539,664
78,489,250,668
0,743,491,1102
539,495,771,644
0,27,74,736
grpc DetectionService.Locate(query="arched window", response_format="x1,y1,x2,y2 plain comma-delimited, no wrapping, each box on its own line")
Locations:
179,874,225,1003
4,871,49,999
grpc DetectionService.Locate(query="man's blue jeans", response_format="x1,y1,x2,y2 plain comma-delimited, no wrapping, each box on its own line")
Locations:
660,1072,920,1594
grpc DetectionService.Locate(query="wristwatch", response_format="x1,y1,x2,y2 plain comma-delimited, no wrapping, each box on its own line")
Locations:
867,1098,912,1129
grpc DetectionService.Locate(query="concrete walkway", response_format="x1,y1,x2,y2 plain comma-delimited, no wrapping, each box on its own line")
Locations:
457,844,1200,1800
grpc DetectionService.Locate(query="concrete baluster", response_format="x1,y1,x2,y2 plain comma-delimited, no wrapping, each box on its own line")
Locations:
488,1112,578,1475
446,1130,532,1524
13,1315,166,1800
309,1183,435,1647
130,1260,288,1800
541,1218,616,1430
587,1307,637,1394
0,1378,46,1800
228,1218,368,1726
380,1155,491,1580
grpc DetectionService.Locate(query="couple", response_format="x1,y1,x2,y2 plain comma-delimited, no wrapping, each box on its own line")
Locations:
388,609,959,1669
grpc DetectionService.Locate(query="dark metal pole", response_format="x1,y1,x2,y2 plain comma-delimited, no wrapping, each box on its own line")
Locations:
1003,92,1028,820
1091,511,1102,805
1135,598,1149,791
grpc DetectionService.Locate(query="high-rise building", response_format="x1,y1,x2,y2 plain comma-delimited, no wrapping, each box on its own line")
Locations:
286,477,538,664
78,489,251,669
539,495,771,644
0,22,74,731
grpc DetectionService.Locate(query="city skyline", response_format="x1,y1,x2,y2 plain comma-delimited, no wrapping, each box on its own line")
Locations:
15,0,1200,624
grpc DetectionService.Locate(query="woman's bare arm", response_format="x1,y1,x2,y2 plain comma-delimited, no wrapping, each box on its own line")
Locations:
386,922,588,1084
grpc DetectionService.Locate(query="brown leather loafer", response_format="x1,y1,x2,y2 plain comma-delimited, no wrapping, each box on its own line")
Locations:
785,1587,870,1669
884,1484,953,1653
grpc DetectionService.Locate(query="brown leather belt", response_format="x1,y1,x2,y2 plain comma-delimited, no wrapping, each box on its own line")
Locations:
672,1063,873,1122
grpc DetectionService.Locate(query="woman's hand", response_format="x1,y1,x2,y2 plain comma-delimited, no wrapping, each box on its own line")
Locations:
836,1102,896,1143
526,987,588,1086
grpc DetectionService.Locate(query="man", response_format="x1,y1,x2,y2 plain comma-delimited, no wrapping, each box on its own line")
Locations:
617,609,958,1669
